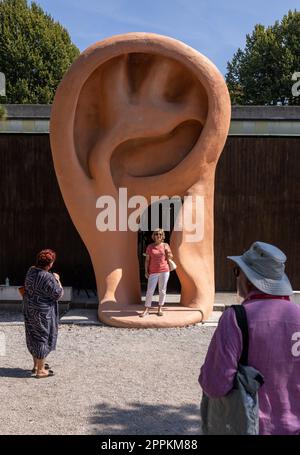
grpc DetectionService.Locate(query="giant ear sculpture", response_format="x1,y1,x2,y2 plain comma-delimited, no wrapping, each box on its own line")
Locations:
50,33,231,328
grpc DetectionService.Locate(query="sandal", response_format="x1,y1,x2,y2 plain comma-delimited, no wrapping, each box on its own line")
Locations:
31,363,50,374
139,311,149,318
36,369,54,379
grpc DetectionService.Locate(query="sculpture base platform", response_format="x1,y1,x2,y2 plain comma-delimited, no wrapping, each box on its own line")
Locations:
99,302,204,328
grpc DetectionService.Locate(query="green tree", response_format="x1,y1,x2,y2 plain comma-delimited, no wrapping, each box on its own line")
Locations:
0,0,80,103
0,105,7,119
226,10,300,105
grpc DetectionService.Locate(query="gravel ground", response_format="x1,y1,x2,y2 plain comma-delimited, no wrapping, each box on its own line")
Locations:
0,312,215,435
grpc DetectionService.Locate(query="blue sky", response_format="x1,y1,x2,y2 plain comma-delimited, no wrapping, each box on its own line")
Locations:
30,0,299,75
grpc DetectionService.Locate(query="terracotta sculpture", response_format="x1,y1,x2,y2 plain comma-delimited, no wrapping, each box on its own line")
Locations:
50,33,231,328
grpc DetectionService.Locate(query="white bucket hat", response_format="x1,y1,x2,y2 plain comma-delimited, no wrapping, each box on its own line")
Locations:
227,241,293,296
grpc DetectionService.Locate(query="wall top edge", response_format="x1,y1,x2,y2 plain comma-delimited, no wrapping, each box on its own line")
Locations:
1,104,300,120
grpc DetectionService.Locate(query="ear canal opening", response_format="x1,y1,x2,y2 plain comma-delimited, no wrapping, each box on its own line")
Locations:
110,120,202,186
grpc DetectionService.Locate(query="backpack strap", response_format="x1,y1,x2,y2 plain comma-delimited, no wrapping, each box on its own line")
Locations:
231,305,249,366
231,305,264,386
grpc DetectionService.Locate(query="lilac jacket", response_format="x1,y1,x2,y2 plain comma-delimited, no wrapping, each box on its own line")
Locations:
199,292,300,435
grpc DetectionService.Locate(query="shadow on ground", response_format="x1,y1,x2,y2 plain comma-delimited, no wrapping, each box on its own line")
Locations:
0,311,24,323
0,367,32,378
89,402,201,435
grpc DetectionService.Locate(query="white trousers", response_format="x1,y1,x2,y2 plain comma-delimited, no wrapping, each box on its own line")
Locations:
145,272,170,308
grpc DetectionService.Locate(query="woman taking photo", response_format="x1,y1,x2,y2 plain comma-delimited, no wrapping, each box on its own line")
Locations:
140,228,173,317
23,249,63,378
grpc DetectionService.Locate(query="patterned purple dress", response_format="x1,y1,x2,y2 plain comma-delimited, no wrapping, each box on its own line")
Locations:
23,266,63,359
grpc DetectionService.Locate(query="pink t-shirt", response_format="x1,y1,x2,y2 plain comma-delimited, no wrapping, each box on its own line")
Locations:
146,243,171,274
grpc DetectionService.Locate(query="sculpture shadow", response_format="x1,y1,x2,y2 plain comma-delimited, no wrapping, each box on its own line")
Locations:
89,402,201,435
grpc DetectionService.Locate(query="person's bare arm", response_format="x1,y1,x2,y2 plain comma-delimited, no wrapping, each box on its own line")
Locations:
165,243,173,259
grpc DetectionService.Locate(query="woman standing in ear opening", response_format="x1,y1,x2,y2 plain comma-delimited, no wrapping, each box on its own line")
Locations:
23,249,63,378
140,228,173,318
